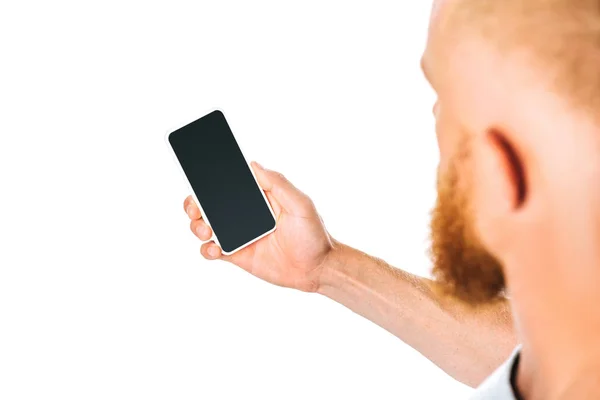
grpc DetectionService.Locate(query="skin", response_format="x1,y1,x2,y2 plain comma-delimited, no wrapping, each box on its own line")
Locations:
183,1,600,397
183,162,517,388
424,0,600,398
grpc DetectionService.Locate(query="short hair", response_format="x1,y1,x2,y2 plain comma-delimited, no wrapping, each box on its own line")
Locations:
448,0,600,118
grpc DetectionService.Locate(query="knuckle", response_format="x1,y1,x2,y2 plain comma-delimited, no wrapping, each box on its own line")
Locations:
273,171,286,181
299,193,314,208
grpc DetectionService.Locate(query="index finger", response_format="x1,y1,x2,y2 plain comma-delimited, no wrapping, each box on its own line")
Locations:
183,195,202,220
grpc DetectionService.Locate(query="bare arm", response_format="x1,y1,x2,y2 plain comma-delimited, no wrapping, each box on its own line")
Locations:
184,163,518,388
318,242,517,387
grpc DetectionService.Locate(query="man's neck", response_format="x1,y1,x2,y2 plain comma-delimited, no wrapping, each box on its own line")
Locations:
516,347,600,400
509,275,600,399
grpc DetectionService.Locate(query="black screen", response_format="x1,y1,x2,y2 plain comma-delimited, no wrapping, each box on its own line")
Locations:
169,110,276,253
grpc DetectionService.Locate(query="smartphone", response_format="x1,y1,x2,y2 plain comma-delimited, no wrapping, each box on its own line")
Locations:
166,110,276,255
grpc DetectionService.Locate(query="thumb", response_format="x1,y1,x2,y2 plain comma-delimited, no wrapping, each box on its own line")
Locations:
251,162,314,217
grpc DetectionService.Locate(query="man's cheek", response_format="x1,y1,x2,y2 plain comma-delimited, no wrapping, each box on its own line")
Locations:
435,110,463,168
435,124,452,169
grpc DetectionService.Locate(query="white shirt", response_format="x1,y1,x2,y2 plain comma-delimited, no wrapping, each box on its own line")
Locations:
469,347,522,400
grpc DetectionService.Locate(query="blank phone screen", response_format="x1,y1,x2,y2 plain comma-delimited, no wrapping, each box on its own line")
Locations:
168,110,276,253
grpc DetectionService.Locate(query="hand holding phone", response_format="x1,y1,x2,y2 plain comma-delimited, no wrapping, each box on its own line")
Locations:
167,110,335,291
183,163,335,292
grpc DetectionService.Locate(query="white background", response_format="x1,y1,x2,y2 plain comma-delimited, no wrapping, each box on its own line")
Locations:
0,1,473,398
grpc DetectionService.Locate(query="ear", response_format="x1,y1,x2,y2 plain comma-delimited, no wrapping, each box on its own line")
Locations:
471,128,528,251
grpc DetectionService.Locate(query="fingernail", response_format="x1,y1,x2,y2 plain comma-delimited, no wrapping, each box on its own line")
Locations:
208,246,219,257
186,205,192,215
254,162,264,170
196,225,204,236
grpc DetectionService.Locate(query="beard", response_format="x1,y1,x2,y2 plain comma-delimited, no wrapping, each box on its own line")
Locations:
430,151,506,306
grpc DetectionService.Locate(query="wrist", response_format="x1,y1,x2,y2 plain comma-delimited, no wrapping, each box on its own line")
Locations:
316,240,352,295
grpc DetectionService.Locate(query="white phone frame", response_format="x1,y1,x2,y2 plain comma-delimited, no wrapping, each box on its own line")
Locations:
164,108,277,256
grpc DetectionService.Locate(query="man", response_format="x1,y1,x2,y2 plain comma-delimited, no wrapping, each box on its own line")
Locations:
183,0,600,398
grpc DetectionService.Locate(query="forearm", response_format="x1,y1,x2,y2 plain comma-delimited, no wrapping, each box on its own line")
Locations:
317,242,518,387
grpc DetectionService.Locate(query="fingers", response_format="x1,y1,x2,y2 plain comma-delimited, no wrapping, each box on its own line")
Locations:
181,197,226,263
200,241,223,260
200,242,236,264
265,191,282,217
251,162,314,216
183,196,213,240
251,161,287,193
183,195,201,220
190,218,213,241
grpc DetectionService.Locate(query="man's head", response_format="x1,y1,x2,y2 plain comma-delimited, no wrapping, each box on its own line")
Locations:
426,0,600,306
